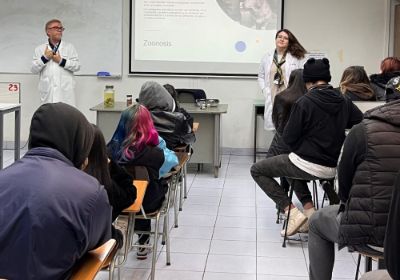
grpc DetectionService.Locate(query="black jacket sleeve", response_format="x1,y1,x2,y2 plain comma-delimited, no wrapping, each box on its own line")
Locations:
346,99,363,129
108,160,137,221
337,123,367,203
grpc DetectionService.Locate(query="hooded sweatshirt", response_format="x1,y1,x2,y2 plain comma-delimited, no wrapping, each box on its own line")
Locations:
139,81,175,112
138,81,195,149
0,103,111,280
283,85,363,167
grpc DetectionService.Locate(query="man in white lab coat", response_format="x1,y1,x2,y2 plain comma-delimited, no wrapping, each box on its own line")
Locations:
31,19,80,106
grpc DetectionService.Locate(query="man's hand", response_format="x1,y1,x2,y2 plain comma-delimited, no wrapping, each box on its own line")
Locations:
44,48,53,60
52,52,62,64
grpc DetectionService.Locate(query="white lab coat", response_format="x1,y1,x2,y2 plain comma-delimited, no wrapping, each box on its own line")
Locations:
31,41,80,106
257,51,305,130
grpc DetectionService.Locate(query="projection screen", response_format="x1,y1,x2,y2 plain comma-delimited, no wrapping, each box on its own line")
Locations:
130,0,283,76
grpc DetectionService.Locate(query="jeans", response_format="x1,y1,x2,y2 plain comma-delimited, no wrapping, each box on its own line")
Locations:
308,205,341,280
250,154,316,210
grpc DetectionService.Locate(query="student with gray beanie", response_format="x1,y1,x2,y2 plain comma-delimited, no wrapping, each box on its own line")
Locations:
251,58,363,237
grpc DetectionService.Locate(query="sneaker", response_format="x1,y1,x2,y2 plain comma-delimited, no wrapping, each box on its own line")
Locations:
136,247,151,260
321,180,340,205
298,207,316,233
280,207,307,237
136,235,151,260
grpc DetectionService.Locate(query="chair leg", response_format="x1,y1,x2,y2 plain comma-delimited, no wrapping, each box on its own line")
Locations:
313,181,319,210
282,185,295,248
150,214,160,280
364,256,372,272
276,208,280,224
173,176,179,228
355,254,361,280
164,212,171,265
183,163,188,199
179,171,184,211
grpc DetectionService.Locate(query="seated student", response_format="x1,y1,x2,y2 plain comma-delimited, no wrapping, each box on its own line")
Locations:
163,83,194,128
84,124,137,247
339,66,376,101
138,81,195,149
385,76,400,103
370,57,400,101
0,103,112,280
251,58,363,237
107,104,178,259
308,99,400,280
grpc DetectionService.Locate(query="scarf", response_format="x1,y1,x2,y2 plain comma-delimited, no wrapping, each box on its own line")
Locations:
273,49,287,87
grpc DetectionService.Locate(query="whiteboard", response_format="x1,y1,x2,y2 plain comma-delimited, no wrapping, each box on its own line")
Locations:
0,0,122,76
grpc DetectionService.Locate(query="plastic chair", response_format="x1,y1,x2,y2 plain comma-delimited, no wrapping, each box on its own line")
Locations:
70,239,117,280
121,165,174,280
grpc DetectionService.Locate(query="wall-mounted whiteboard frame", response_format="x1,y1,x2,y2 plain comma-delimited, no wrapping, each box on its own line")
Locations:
0,0,122,76
130,0,284,77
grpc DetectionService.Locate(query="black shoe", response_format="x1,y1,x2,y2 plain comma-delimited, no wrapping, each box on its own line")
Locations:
321,180,340,205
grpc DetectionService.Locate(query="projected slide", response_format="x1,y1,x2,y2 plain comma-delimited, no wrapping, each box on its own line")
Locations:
130,0,282,76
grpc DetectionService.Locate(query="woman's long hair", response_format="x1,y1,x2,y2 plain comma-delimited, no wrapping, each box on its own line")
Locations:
340,66,375,100
272,69,307,133
122,104,159,160
85,124,113,189
276,29,307,59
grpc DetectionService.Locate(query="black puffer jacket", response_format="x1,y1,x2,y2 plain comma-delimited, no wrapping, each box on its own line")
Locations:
338,100,400,249
370,71,400,101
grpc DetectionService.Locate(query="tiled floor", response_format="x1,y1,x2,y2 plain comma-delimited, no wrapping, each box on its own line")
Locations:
2,151,370,280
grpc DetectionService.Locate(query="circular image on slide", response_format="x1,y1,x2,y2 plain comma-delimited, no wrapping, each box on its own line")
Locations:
216,0,279,30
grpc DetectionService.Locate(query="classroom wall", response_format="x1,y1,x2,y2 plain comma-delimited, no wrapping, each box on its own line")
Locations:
0,0,391,153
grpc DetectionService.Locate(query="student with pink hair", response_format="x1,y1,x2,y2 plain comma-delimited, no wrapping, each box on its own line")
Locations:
107,104,178,259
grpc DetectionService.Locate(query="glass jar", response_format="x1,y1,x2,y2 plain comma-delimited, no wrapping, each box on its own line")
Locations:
126,94,133,107
103,85,115,108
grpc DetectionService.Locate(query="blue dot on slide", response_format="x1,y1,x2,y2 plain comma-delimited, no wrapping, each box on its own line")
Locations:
235,41,246,52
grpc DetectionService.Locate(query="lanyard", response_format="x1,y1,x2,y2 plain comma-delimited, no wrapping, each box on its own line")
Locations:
48,40,61,54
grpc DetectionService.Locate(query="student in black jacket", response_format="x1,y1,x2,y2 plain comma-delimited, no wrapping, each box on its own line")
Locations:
85,124,137,248
308,100,400,280
251,58,363,237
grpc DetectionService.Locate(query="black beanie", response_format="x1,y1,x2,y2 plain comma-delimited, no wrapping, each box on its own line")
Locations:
303,58,331,83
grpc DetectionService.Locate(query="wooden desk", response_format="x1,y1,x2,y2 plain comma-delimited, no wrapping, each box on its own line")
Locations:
254,102,267,163
90,102,228,178
0,103,21,169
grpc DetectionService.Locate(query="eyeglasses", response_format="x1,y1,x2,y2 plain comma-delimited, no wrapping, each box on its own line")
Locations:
48,26,65,31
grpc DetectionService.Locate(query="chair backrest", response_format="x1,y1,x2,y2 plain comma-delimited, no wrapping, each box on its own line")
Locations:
176,89,207,103
70,239,116,280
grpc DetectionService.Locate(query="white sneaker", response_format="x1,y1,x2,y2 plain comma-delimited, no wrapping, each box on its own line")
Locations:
298,207,316,233
281,207,307,237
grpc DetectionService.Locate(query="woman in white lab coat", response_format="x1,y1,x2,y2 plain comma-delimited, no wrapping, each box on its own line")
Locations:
31,19,80,106
258,29,306,130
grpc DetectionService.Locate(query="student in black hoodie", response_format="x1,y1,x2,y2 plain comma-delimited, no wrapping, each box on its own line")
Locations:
251,58,363,237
